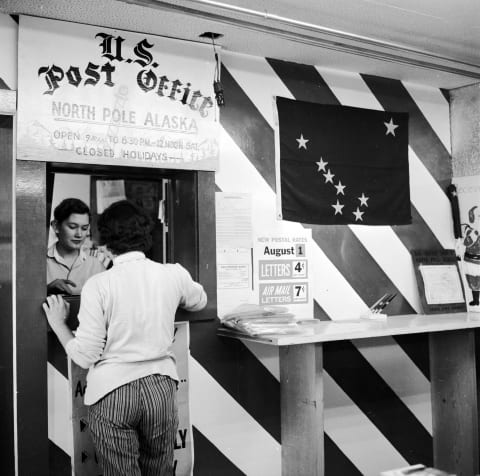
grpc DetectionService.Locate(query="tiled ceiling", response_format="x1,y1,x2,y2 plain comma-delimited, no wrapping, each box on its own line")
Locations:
1,0,480,89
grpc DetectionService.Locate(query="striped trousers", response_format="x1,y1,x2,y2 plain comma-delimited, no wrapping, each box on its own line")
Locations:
88,374,178,476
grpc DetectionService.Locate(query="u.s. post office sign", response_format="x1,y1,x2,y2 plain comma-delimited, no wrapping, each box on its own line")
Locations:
17,16,219,171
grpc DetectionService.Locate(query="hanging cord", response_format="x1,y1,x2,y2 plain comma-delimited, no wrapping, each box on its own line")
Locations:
212,36,225,107
212,36,220,83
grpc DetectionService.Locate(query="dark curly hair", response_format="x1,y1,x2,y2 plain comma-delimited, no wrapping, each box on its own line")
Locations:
54,198,90,224
97,200,153,255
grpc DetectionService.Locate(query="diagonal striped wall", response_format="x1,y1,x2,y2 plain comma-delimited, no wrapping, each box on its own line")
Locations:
188,52,454,476
1,13,455,475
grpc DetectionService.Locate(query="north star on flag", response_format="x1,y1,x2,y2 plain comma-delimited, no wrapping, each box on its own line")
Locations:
275,96,411,225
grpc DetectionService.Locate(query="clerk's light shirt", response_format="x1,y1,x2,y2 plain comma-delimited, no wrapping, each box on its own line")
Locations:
47,244,106,294
65,251,207,405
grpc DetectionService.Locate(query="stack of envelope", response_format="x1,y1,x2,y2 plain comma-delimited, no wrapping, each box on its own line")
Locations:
221,304,314,336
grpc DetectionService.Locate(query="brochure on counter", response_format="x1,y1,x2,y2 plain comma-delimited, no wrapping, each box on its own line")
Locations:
218,303,317,337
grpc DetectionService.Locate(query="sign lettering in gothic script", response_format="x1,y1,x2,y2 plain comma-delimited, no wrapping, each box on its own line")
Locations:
18,16,219,171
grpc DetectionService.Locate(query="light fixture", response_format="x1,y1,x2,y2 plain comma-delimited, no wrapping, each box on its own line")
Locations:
125,0,480,82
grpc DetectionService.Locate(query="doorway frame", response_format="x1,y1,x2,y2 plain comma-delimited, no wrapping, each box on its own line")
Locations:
15,156,216,476
0,88,16,476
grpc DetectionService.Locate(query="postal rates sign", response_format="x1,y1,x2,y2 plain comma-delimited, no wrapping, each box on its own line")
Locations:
253,229,313,319
17,16,219,170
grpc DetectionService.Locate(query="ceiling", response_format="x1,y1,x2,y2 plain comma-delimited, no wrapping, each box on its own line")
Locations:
1,0,480,89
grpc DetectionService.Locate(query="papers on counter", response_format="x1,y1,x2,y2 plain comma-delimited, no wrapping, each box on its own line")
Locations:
220,303,315,336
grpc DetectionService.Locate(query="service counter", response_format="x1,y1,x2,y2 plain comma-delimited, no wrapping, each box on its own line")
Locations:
219,312,480,476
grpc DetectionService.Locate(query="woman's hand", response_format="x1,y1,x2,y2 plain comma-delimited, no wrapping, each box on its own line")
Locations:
47,279,77,295
42,294,70,331
42,295,74,349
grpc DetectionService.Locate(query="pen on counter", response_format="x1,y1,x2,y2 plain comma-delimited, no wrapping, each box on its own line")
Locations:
369,293,389,312
373,293,397,314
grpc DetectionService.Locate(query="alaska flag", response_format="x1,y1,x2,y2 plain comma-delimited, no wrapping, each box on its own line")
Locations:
275,96,411,225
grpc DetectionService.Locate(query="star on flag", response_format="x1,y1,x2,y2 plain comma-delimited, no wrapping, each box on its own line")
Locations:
384,118,399,136
353,208,364,221
296,134,309,149
334,181,346,195
358,193,369,207
316,157,328,172
323,170,335,184
332,200,344,215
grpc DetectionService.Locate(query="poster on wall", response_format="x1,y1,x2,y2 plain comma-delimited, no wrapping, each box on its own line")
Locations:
452,175,480,309
216,193,255,318
253,229,313,319
70,322,193,476
411,249,466,314
215,193,314,320
17,16,219,170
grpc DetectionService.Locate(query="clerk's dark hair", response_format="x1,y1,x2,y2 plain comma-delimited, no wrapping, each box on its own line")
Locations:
53,198,90,224
98,200,153,255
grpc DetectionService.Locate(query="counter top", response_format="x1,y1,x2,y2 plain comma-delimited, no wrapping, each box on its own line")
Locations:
217,312,480,346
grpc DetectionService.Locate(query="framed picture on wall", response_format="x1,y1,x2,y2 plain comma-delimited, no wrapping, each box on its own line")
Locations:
412,249,467,314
